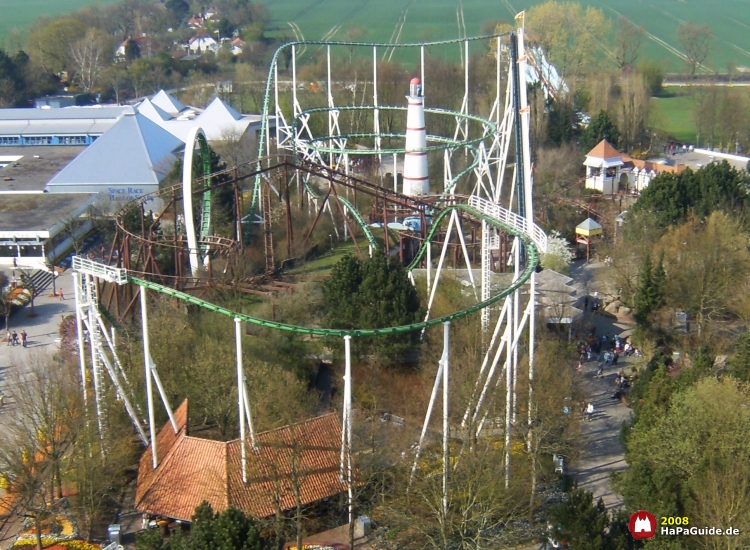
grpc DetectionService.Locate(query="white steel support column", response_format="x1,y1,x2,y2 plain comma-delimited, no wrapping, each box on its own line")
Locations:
274,61,280,146
292,45,297,113
421,211,456,333
344,336,353,523
140,288,158,469
73,272,87,407
426,239,432,289
420,45,425,91
235,318,247,483
442,321,450,517
512,239,520,423
373,47,381,163
341,335,352,481
504,316,512,488
87,275,105,442
481,220,490,332
410,340,445,486
327,45,333,168
528,270,536,451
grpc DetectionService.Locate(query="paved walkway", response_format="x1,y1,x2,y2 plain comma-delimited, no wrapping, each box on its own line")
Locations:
567,260,634,510
0,269,77,550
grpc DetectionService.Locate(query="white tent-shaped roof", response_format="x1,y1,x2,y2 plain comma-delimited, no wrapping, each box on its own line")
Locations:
151,90,185,117
138,98,173,121
46,112,184,193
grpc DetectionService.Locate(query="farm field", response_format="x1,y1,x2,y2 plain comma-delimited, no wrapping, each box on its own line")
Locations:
1,0,120,41
264,0,750,72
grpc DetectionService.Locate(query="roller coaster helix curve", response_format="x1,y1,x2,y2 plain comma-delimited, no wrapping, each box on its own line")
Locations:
74,27,547,516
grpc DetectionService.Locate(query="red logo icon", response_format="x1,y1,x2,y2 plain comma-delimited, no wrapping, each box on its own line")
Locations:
628,510,657,540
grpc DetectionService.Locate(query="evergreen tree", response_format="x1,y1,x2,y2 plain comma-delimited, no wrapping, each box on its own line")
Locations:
323,254,423,363
634,253,654,324
136,502,268,550
323,254,362,329
581,110,620,151
549,487,609,550
651,252,666,310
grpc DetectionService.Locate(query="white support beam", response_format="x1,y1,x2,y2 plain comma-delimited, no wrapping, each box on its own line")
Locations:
235,318,247,484
140,288,158,469
442,321,450,516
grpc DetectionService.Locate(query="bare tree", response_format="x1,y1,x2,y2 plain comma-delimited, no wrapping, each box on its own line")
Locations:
614,17,644,71
0,354,82,550
69,29,112,91
676,21,714,75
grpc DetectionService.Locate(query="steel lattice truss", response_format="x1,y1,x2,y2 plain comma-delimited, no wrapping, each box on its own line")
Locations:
73,27,548,521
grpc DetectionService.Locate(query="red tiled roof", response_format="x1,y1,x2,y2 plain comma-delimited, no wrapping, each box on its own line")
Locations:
622,154,686,175
228,414,345,517
136,399,189,503
135,401,346,521
586,139,621,159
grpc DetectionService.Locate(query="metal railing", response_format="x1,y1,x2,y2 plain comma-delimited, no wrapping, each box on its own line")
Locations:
467,196,548,253
72,257,127,285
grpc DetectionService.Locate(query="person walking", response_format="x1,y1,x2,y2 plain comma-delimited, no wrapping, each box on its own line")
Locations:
597,362,605,377
586,402,595,422
59,288,64,301
20,329,27,348
11,330,18,346
5,329,10,346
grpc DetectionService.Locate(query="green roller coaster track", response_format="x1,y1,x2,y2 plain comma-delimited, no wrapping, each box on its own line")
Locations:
195,131,213,257
128,202,538,337
152,33,537,337
249,33,512,217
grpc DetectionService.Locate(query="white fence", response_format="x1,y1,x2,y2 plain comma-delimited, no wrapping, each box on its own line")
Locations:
468,196,548,253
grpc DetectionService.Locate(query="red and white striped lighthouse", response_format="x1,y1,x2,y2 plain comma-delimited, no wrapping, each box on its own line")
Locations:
403,77,429,196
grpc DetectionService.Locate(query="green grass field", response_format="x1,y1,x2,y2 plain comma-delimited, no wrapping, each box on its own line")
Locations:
266,0,750,72
1,0,120,42
649,91,697,144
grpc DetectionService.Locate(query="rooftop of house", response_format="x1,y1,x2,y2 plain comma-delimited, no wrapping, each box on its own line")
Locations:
135,400,347,522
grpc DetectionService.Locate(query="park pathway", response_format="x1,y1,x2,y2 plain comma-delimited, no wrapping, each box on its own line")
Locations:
567,260,634,510
0,268,76,550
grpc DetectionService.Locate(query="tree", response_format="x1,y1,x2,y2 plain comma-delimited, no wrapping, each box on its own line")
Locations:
651,253,666,310
103,63,129,104
125,38,142,62
676,21,714,75
621,378,750,548
614,17,644,71
26,17,87,75
0,355,82,550
658,212,750,336
541,230,574,274
618,72,649,150
323,254,423,363
549,487,609,549
527,1,609,86
165,0,190,25
581,110,620,151
136,502,269,549
637,60,664,96
69,29,112,91
632,161,750,228
634,253,654,325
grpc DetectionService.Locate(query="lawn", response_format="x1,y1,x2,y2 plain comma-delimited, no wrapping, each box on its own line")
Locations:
649,91,697,145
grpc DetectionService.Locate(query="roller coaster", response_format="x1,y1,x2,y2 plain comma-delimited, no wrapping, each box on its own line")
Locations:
73,27,548,520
